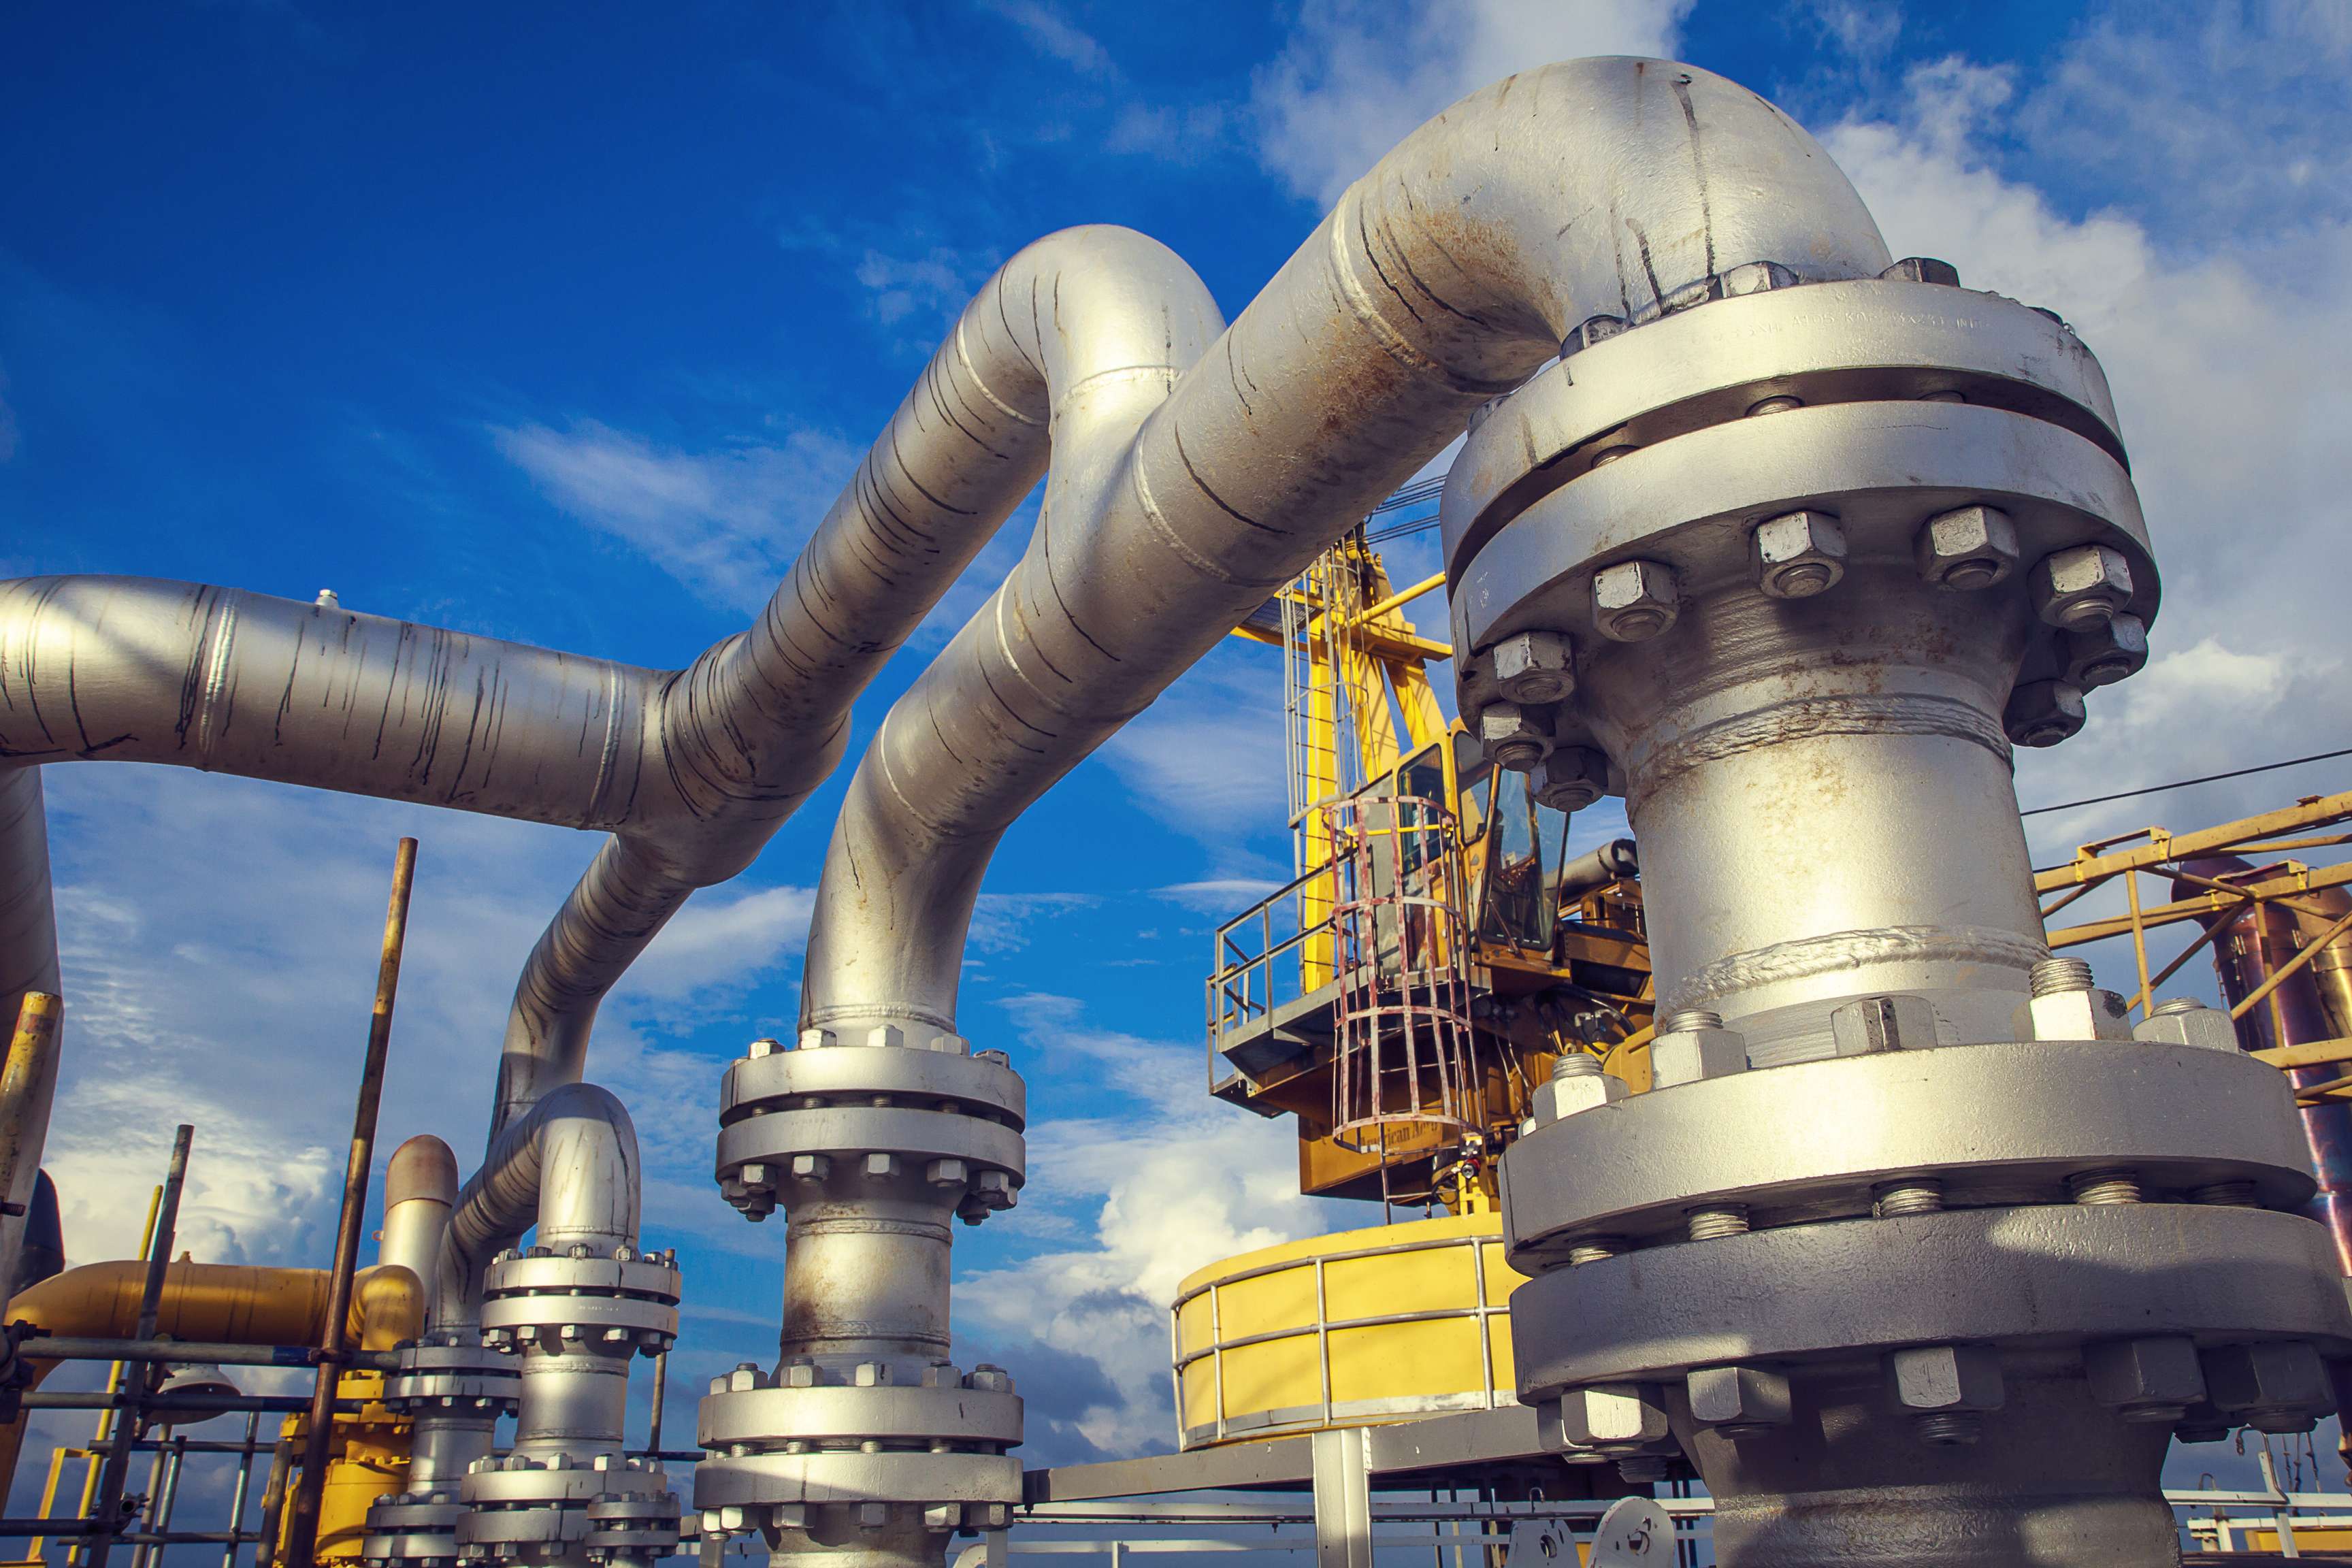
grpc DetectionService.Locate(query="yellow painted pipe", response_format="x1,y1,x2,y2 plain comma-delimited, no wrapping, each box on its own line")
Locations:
0,1260,421,1498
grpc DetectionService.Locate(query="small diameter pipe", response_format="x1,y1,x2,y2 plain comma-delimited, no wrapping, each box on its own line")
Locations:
283,837,416,1568
86,1125,193,1568
24,1339,400,1370
644,1348,666,1458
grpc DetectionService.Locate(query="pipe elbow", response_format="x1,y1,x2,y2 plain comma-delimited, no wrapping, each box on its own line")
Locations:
351,1263,425,1351
1330,57,1890,383
437,1082,641,1330
386,1134,459,1211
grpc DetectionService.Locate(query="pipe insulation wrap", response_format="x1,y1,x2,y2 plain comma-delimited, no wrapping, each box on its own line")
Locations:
801,56,1891,1034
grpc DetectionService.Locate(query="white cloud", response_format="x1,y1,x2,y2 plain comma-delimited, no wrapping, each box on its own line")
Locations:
778,220,1002,346
968,892,1097,956
614,883,815,1005
955,995,1336,1458
34,766,803,1271
1253,0,1693,207
1153,878,1282,917
1099,646,1287,845
986,1,1115,78
1818,54,2352,840
2021,5,2352,241
493,419,860,614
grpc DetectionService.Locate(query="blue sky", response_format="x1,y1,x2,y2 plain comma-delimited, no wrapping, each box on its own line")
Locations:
6,0,2352,1486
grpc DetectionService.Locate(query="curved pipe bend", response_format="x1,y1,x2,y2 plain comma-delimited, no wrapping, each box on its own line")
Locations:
0,230,1223,1139
491,225,1222,1124
432,1081,640,1333
802,56,1891,1036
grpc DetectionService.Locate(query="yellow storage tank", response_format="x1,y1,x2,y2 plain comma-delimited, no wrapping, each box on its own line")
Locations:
1169,1211,1524,1450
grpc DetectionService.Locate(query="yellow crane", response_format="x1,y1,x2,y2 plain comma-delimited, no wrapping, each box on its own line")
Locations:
1209,519,1655,1212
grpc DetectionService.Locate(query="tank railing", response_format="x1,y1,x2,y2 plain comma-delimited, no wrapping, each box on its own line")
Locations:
2040,783,2352,1076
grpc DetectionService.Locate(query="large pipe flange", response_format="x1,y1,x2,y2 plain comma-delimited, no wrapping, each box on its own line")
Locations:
691,1450,1020,1552
362,1493,468,1568
479,1247,680,1355
1443,268,2161,1049
383,1332,526,1417
1514,1203,2352,1396
1503,1039,2319,1263
1449,399,2152,767
715,1037,1027,1226
1443,273,2125,574
457,1453,678,1567
692,1360,1022,1556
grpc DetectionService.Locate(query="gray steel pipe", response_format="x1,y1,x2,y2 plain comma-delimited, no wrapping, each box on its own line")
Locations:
801,56,1886,1036
0,576,670,828
490,225,1230,1130
434,1081,640,1332
0,230,1225,1183
412,1082,641,1505
379,1134,460,1300
0,769,60,1300
768,55,1889,1568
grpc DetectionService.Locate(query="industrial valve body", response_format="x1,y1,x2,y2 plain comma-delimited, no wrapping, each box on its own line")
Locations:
1454,267,2352,1561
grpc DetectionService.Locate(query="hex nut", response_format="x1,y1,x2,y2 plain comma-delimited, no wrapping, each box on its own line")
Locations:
1751,510,1847,600
1531,1068,1628,1124
2004,679,2087,749
779,1360,818,1389
857,1503,890,1530
1880,256,1963,287
1913,504,2021,591
853,1360,887,1388
1477,701,1552,772
1830,994,1937,1056
1558,1383,1671,1450
747,1038,782,1058
796,1028,834,1050
1886,1344,2005,1413
2031,544,2134,631
2084,1336,2206,1421
1530,747,1607,812
2029,983,2134,1043
920,1362,963,1388
1687,1365,1793,1429
724,1363,767,1393
2202,1342,2332,1431
2131,1000,2239,1053
2064,613,2149,690
976,1169,1016,1210
923,1505,962,1532
865,1024,904,1050
862,1152,900,1180
790,1154,831,1182
1492,630,1575,704
1590,560,1680,642
926,1158,969,1188
968,1364,1015,1393
1650,1022,1748,1089
1563,315,1628,356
